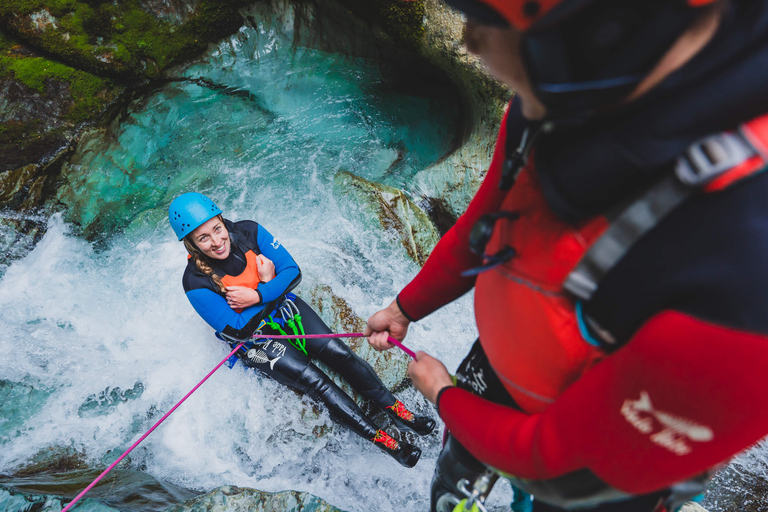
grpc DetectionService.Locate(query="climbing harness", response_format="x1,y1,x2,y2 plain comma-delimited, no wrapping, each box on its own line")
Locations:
220,292,417,362
436,469,500,512
248,330,417,359
437,468,534,512
260,294,308,355
220,300,418,367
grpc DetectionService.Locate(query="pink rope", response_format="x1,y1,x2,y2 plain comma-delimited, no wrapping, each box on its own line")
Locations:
61,332,413,510
61,342,245,512
257,332,417,360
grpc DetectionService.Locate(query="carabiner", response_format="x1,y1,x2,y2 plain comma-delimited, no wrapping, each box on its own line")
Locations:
279,299,295,322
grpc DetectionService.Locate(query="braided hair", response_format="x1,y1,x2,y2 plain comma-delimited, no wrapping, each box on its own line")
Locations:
183,214,227,294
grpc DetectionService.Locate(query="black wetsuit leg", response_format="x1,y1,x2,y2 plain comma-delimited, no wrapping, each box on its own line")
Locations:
239,337,379,440
292,296,396,407
431,340,518,512
431,433,489,512
432,341,668,512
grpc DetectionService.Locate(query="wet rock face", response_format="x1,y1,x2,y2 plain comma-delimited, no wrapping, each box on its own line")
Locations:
166,485,345,512
140,0,201,25
0,78,74,174
334,171,440,267
307,283,409,394
0,214,46,276
1,467,200,511
0,0,250,210
0,75,73,129
0,31,120,209
1,0,504,222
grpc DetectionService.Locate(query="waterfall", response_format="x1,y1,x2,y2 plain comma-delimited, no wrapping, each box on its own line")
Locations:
0,4,516,511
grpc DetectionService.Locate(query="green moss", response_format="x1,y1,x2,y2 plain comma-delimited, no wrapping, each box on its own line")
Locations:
58,5,90,34
381,0,426,48
334,0,426,49
0,0,82,17
1,0,253,79
0,54,112,122
0,119,43,144
112,42,130,63
0,0,41,17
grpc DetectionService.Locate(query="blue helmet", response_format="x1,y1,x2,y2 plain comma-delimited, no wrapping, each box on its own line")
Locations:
168,192,223,240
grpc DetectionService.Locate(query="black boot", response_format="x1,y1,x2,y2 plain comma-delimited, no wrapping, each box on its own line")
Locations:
372,430,421,468
384,400,437,436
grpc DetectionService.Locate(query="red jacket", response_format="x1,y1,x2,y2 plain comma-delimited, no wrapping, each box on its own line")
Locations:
397,102,768,496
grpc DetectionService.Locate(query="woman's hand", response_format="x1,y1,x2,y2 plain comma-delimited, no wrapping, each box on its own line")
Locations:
365,300,411,351
225,286,260,309
256,254,276,282
408,351,454,405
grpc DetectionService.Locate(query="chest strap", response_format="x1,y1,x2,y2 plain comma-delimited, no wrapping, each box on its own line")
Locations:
564,115,768,303
228,222,261,257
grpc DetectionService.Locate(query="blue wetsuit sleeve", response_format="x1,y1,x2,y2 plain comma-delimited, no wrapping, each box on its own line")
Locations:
186,287,265,333
255,224,301,302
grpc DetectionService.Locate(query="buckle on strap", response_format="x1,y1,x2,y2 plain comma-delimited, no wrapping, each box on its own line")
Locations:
675,132,756,186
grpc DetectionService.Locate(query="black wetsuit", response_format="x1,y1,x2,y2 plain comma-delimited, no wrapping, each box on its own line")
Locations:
182,219,400,442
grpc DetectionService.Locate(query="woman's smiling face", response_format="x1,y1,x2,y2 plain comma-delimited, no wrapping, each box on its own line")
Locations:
191,216,231,260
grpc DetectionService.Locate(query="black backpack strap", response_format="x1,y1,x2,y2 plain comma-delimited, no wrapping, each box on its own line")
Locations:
564,129,761,302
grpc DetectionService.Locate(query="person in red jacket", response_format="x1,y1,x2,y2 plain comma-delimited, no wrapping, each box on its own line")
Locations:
366,0,768,511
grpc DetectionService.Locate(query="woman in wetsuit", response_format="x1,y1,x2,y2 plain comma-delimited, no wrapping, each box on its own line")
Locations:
168,192,434,467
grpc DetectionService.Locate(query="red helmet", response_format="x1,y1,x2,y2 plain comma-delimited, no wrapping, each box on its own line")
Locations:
446,0,721,119
447,0,717,31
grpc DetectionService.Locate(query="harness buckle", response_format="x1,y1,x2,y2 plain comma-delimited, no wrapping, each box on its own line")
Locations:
217,331,245,344
675,132,755,187
436,470,498,512
250,330,269,343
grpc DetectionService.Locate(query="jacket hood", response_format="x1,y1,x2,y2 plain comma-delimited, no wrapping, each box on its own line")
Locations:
532,0,768,222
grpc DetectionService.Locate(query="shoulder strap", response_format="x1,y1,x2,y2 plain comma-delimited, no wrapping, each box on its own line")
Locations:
564,114,768,303
227,220,261,257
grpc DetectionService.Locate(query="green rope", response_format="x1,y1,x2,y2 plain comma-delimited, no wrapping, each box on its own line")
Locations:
285,314,307,356
295,313,307,354
265,313,308,356
264,316,287,336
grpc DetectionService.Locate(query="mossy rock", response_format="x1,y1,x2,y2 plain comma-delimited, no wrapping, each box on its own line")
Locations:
0,29,121,199
0,50,117,123
0,0,253,199
306,283,410,395
333,170,439,267
0,0,251,79
331,0,426,50
0,164,37,203
167,485,346,512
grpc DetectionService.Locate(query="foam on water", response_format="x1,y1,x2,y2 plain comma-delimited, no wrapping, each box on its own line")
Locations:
3,5,762,512
0,214,489,511
0,7,515,512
